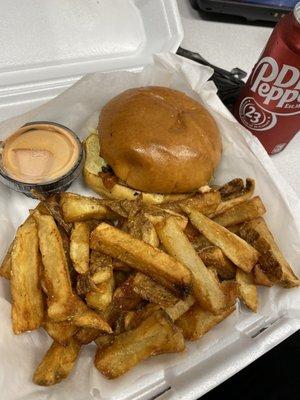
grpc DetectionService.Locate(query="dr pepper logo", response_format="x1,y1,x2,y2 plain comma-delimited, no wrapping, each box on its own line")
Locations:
239,57,300,131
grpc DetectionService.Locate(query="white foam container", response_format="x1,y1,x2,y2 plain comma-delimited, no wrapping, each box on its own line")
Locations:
0,2,299,400
0,0,183,122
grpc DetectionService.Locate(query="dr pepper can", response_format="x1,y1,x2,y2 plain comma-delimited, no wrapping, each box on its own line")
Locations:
234,3,300,155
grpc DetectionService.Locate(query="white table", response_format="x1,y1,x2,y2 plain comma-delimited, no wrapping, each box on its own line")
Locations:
178,0,300,197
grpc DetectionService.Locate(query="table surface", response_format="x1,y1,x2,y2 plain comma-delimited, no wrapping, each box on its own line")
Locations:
178,1,300,197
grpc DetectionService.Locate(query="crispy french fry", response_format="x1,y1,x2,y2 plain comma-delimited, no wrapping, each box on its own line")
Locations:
183,208,259,273
236,269,258,312
140,220,159,247
43,320,77,345
90,223,192,297
221,280,238,308
11,218,44,334
176,304,235,341
124,304,161,331
33,339,81,386
111,276,142,313
218,178,244,200
165,295,195,321
132,273,178,307
74,328,101,345
198,246,236,280
253,264,273,287
209,178,255,218
0,240,14,279
92,266,113,284
144,208,188,231
156,217,226,313
212,196,266,227
95,334,115,350
70,222,90,274
33,212,75,321
239,218,300,288
94,309,185,379
192,235,212,251
164,190,221,216
60,192,113,222
71,299,112,332
86,275,114,312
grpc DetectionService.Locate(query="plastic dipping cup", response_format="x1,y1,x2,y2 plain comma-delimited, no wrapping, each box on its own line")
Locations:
0,122,83,197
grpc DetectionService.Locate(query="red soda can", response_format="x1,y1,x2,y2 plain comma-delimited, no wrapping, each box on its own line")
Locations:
234,4,300,155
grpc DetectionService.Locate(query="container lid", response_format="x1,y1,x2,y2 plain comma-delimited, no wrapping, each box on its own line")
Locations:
0,0,183,121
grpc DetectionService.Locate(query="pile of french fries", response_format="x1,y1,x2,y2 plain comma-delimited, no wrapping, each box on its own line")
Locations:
1,178,299,385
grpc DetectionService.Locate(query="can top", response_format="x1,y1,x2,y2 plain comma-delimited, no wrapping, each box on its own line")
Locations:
294,2,300,23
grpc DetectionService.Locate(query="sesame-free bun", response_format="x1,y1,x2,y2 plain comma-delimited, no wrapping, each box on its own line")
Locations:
98,86,222,194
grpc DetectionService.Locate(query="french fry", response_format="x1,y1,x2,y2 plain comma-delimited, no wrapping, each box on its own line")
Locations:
218,178,244,200
74,327,101,345
164,190,221,216
132,273,178,307
236,269,258,312
144,208,188,231
11,218,44,334
124,304,161,331
0,240,14,279
155,217,226,313
33,212,75,321
239,218,300,288
33,339,81,386
176,304,235,341
212,196,266,227
165,295,195,321
198,246,236,280
94,310,185,379
221,280,238,307
90,223,192,297
60,192,113,222
86,275,114,312
70,222,90,274
71,299,112,332
183,207,259,273
209,178,255,218
192,235,212,251
43,320,77,345
95,334,115,350
111,276,142,313
253,264,273,287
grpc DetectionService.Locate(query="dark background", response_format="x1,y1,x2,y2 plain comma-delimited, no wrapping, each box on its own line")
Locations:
201,330,300,400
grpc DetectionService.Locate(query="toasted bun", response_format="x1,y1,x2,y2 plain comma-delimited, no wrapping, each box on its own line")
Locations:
98,86,222,194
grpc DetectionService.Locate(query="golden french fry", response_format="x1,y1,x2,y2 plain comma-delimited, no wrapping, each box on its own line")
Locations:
140,220,159,247
71,299,112,332
167,190,221,215
92,266,113,284
111,276,142,313
144,208,188,231
83,133,189,204
94,309,185,379
209,178,255,218
192,235,212,251
74,327,101,345
220,280,238,308
95,334,115,350
253,264,273,287
236,269,258,312
86,276,114,312
43,320,77,345
60,192,113,222
156,217,226,313
165,295,195,321
198,246,236,280
33,339,81,386
132,273,178,307
124,304,161,331
11,218,44,334
0,240,14,279
33,212,75,321
90,223,192,297
176,304,235,341
183,208,259,273
239,218,300,288
218,178,244,200
70,222,90,274
212,196,266,227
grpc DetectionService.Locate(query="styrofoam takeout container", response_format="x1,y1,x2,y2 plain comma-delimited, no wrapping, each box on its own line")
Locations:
0,2,300,400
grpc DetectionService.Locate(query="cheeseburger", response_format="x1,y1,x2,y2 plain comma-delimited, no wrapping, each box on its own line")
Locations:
83,86,222,201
